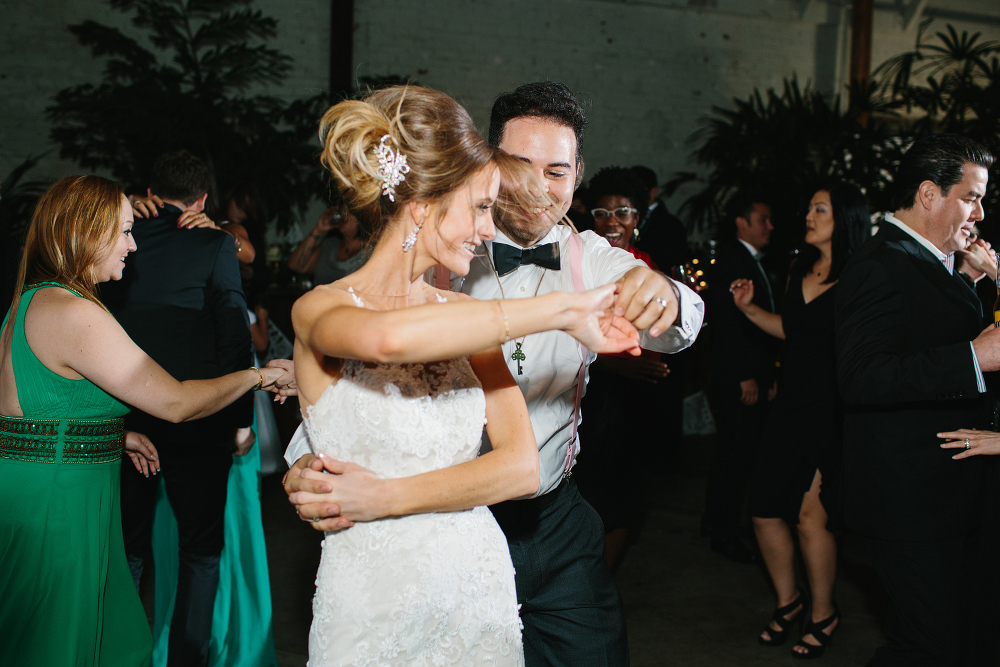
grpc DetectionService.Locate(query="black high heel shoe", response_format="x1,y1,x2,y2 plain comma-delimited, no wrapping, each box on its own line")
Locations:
758,591,805,646
792,604,840,659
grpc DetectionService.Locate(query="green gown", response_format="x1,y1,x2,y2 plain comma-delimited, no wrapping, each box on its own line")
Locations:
0,283,153,666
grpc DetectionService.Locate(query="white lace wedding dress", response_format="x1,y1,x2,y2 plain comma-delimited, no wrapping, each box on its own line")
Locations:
303,356,524,667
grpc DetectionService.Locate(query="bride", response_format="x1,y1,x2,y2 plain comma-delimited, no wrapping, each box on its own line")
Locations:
291,85,640,666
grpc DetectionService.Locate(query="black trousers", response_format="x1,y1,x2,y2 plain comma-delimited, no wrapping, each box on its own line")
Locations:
120,437,233,667
704,389,768,541
491,480,629,667
863,533,976,667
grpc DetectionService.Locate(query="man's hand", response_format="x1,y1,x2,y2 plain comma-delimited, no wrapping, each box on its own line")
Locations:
740,378,759,406
233,427,256,456
614,267,680,337
972,323,1000,373
125,430,160,477
957,236,997,283
283,454,353,532
265,358,296,403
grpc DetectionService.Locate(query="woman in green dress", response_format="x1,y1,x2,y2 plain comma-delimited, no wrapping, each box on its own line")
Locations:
0,175,287,666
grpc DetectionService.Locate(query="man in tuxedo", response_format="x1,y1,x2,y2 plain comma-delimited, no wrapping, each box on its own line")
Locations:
102,150,252,666
703,191,777,562
835,134,997,666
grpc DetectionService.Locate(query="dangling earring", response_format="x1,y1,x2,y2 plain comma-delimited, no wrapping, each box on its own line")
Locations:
402,221,423,252
632,227,640,242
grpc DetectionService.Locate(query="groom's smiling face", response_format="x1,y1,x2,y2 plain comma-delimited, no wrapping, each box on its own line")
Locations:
495,116,579,248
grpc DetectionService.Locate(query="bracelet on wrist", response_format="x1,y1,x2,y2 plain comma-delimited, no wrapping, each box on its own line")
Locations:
496,300,510,344
250,366,265,391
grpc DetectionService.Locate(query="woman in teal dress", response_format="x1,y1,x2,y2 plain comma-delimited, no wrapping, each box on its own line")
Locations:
0,175,288,666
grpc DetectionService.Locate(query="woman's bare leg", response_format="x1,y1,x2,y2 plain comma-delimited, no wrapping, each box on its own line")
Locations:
752,515,799,640
794,470,839,652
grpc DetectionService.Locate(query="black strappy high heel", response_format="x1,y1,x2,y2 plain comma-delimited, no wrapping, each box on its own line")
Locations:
758,591,805,646
792,604,840,659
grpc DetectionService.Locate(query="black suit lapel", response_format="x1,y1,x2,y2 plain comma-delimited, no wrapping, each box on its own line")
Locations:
881,224,982,317
732,241,774,312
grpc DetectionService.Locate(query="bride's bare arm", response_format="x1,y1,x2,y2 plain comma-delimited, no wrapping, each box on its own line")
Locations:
26,290,285,422
286,346,538,524
292,283,639,368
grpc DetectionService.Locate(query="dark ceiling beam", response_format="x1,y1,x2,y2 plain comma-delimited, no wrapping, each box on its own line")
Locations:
330,0,354,95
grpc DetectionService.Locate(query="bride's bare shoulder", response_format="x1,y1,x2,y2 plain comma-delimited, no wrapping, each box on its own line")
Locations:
292,281,360,330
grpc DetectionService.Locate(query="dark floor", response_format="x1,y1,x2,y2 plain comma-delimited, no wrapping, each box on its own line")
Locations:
260,433,889,666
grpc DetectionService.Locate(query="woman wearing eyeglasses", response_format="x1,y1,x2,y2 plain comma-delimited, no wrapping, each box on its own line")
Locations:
572,166,670,570
586,168,659,271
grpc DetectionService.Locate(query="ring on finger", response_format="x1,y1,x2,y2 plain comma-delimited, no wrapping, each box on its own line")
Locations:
965,438,971,450
653,297,668,309
309,516,323,523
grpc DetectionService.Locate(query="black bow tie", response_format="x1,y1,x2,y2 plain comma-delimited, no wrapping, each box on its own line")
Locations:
492,242,561,276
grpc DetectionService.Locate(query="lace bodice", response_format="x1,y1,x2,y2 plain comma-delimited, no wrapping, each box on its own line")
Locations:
303,353,523,666
304,357,486,478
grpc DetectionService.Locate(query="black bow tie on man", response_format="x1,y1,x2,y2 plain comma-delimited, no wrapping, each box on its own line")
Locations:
492,242,561,276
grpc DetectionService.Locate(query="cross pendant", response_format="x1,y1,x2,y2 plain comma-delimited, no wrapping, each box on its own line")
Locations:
511,342,526,375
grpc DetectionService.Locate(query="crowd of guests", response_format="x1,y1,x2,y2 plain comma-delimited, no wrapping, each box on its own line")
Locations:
1,74,998,667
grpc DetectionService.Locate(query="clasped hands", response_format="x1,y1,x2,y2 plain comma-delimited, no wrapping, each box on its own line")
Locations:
284,452,378,532
558,267,679,356
956,235,997,283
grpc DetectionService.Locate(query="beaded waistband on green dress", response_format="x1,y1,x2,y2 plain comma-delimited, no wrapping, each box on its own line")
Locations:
0,415,125,464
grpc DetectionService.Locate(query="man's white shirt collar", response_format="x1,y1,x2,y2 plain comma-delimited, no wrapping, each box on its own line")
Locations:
883,212,954,274
737,237,763,260
490,225,564,250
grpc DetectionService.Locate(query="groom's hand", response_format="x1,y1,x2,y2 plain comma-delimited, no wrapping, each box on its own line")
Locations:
283,454,353,532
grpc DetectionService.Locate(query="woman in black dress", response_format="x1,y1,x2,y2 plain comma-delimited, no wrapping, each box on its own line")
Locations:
730,183,869,659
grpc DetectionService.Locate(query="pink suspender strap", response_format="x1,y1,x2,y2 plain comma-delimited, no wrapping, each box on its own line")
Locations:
434,265,451,291
565,232,586,478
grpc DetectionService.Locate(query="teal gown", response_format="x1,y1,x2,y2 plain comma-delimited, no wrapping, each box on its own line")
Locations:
0,283,153,666
149,412,278,666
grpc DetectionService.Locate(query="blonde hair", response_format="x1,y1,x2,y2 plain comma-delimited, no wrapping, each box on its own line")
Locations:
2,175,123,348
319,85,551,243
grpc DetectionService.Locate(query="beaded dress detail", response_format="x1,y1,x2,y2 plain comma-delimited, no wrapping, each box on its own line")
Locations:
302,290,523,666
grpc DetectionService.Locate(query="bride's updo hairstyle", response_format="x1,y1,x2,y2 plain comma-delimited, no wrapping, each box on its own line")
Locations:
319,85,549,242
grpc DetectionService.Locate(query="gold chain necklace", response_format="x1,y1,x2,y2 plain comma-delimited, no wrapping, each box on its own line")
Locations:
485,247,546,375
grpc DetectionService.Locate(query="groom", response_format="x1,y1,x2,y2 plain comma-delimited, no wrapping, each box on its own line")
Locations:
285,81,704,665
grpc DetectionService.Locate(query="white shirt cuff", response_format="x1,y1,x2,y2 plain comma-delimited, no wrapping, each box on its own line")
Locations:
283,423,312,468
971,341,987,393
639,278,705,353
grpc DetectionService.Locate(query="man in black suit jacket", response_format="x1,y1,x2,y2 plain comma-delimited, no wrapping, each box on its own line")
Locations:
102,150,252,667
630,166,689,270
703,191,777,562
835,134,996,666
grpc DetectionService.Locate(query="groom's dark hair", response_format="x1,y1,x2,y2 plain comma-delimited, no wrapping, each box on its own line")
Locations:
488,82,588,166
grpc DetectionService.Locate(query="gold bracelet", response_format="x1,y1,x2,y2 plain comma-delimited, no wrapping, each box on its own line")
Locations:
496,300,510,345
250,366,265,391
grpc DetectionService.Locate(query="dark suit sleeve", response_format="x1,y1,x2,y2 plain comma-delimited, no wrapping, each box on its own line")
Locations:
208,237,253,428
836,255,980,405
709,252,767,384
